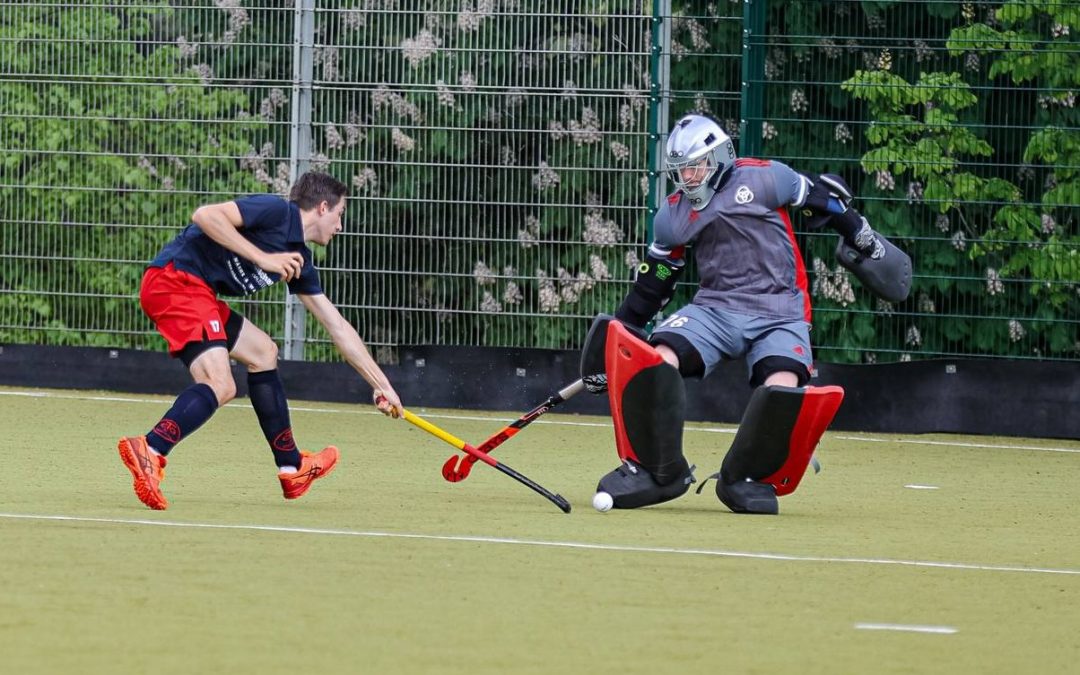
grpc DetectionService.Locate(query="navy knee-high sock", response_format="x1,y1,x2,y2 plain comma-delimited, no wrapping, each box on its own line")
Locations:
146,383,219,455
247,369,302,470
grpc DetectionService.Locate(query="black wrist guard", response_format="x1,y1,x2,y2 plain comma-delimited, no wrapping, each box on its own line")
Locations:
614,252,683,328
828,205,865,241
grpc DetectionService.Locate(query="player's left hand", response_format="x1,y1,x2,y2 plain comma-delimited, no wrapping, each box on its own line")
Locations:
373,390,402,419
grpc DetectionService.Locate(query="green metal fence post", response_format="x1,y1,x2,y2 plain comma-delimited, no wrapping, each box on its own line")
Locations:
647,0,672,240
739,0,765,158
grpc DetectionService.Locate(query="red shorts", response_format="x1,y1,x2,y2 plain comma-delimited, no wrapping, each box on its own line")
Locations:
140,263,234,356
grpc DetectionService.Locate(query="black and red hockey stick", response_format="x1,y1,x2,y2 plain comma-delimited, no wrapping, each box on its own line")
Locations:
440,379,586,482
402,409,571,513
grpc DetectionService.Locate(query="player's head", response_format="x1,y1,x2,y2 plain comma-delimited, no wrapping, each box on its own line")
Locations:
290,171,348,211
291,172,348,245
665,113,736,210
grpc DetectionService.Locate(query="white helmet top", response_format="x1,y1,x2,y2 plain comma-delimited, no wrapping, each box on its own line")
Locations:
665,113,736,210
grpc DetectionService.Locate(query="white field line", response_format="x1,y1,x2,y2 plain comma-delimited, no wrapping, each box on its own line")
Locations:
855,623,958,634
2,388,1078,455
2,512,1078,577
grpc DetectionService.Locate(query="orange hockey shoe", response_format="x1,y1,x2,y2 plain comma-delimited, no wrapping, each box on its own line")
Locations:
279,446,340,500
117,436,168,510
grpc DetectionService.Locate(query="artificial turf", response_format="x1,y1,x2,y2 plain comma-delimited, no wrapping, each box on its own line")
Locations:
2,386,1077,674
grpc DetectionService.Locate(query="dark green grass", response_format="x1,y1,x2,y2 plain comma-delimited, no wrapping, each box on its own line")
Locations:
1,387,1078,674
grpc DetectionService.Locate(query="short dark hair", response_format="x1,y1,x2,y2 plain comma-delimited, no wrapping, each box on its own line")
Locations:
289,171,348,210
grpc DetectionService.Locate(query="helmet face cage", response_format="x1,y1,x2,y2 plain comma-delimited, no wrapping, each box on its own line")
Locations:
665,114,736,209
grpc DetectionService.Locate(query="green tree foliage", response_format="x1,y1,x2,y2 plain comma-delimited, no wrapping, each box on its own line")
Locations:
834,1,1078,359
948,0,1079,353
1,1,1075,361
0,3,269,346
758,0,1077,360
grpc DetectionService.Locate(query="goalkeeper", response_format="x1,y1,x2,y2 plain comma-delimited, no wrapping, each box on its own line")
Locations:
580,113,909,514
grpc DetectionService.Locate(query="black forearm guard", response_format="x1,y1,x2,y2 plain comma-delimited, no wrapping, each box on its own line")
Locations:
614,252,683,328
800,172,861,236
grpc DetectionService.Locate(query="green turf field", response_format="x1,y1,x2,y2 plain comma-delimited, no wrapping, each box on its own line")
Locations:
2,386,1078,674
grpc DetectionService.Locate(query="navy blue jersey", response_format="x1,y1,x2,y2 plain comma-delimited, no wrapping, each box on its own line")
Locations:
150,194,322,297
651,159,812,322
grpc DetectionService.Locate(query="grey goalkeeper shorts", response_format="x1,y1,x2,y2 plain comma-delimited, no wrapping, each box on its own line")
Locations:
650,304,813,381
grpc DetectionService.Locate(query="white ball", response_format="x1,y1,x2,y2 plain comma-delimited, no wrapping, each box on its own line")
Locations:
592,491,614,512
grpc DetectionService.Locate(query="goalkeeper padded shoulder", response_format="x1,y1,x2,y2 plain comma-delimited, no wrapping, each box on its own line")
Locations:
615,252,683,328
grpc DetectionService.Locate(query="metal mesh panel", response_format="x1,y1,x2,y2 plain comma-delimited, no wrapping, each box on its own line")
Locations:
0,1,295,347
306,2,655,357
750,0,1079,361
0,1,1076,364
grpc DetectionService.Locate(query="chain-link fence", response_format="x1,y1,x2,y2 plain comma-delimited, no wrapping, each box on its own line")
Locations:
1,1,1076,364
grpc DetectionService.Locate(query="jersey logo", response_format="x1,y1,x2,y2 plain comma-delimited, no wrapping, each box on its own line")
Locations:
152,419,181,444
735,185,755,204
272,428,295,451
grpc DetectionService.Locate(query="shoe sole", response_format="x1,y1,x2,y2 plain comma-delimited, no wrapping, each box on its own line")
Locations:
118,438,168,510
282,450,339,500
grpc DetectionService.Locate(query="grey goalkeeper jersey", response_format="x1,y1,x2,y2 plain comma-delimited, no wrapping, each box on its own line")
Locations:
652,158,813,322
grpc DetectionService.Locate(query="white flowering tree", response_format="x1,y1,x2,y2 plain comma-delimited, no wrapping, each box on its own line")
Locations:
306,6,657,349
4,1,1076,361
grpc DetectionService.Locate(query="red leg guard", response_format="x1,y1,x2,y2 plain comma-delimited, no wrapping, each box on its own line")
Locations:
761,386,844,495
604,320,687,483
720,385,844,496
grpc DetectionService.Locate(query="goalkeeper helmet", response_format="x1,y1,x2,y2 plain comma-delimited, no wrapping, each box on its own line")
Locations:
665,114,736,210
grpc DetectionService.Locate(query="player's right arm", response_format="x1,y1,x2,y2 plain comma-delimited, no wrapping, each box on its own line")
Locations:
581,202,696,394
191,201,305,281
776,164,884,258
298,292,403,418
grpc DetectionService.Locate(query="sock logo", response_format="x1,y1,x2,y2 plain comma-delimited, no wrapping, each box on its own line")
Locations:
273,428,296,452
153,419,181,444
